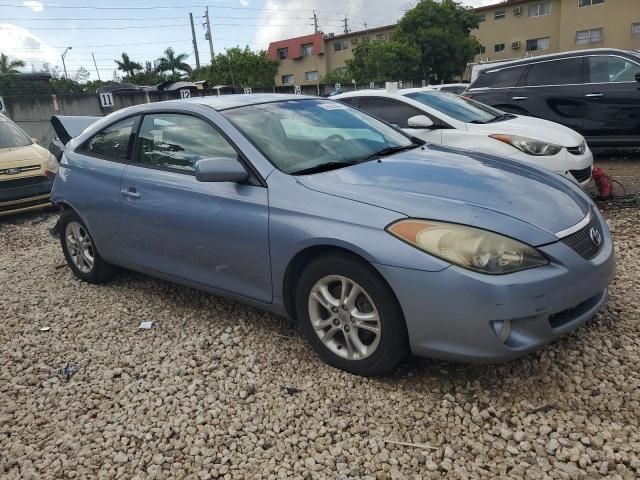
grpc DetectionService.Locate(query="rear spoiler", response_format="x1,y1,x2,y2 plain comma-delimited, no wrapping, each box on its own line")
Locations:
51,115,102,145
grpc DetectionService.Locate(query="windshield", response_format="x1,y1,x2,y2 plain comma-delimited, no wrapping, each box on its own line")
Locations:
405,91,504,124
222,99,414,174
0,116,32,149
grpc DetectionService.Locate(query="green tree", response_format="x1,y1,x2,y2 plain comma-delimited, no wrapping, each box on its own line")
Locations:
191,47,279,87
394,0,481,83
344,38,421,84
156,48,192,78
114,52,143,78
0,53,26,74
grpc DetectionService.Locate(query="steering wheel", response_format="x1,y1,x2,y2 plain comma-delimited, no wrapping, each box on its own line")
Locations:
325,134,346,144
318,134,347,155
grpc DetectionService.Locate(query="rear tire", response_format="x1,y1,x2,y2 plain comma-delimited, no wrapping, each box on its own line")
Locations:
60,210,116,284
296,253,408,376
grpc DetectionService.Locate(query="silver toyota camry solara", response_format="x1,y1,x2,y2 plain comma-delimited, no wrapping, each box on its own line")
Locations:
50,94,615,376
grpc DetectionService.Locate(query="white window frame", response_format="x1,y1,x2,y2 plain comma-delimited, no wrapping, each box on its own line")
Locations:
494,43,505,53
632,22,640,36
495,10,506,19
304,70,319,81
277,48,288,60
526,37,550,51
281,74,294,85
576,28,603,44
334,40,349,52
528,2,551,17
578,0,604,6
301,43,313,57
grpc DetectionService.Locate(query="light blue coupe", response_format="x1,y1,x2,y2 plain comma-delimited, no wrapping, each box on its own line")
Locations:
51,94,615,375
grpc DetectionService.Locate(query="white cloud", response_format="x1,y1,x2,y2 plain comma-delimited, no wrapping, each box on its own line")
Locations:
22,1,44,12
239,0,249,6
0,24,59,71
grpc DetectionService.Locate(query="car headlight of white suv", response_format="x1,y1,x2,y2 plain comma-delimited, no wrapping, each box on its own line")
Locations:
489,134,563,156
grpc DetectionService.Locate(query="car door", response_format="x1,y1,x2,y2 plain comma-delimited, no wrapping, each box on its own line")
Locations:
582,54,640,141
514,57,585,132
117,112,272,302
356,97,443,143
467,64,527,111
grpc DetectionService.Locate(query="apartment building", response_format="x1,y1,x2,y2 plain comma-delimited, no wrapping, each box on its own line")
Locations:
267,25,396,87
473,0,640,63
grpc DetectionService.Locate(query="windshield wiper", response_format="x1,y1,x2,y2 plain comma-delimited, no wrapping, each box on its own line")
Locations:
486,113,516,123
291,161,358,176
359,143,421,162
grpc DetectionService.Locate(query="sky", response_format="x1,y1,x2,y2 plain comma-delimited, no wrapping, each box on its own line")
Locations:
0,0,494,81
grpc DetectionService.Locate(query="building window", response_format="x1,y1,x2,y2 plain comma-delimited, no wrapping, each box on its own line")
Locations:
632,22,640,36
277,48,288,60
526,37,550,51
494,43,505,52
281,74,294,85
300,43,313,57
478,46,486,54
576,28,603,44
334,40,349,51
578,0,604,6
478,13,486,22
528,2,551,17
495,10,506,20
305,71,319,81
375,33,386,41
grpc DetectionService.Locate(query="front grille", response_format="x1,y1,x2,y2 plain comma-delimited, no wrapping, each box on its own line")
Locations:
548,291,604,329
569,166,592,183
0,175,48,189
566,142,586,155
0,196,50,213
561,214,602,259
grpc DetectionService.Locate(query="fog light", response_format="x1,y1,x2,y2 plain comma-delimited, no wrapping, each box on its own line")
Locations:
492,320,512,343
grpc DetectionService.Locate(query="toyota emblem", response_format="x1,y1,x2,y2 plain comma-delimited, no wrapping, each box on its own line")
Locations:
589,227,601,247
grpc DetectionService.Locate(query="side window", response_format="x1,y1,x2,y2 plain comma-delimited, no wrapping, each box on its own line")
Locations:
136,114,237,173
588,56,639,83
336,97,356,106
357,98,423,128
83,117,136,159
524,58,583,86
473,66,525,88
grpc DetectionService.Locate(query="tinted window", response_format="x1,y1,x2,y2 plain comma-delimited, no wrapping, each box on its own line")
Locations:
405,91,502,124
472,66,525,88
357,98,423,128
588,55,640,83
83,117,136,159
524,58,582,86
0,116,32,148
136,114,237,172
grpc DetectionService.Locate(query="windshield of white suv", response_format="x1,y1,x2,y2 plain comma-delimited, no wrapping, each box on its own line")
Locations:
405,91,507,124
222,99,418,175
0,116,32,149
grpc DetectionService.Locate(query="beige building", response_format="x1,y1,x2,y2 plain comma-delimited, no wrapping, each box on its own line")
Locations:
267,25,396,87
472,0,640,63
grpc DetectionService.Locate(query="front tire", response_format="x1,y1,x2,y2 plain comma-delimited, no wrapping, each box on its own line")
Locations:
296,253,408,376
60,210,116,284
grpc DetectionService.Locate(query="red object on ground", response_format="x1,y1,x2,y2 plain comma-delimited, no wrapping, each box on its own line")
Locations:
592,167,612,199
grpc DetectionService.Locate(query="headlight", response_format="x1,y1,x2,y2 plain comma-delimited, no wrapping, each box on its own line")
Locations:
489,134,562,156
386,219,548,274
45,153,59,180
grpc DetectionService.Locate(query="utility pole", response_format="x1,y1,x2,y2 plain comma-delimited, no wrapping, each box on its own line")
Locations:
190,13,201,69
61,47,72,81
204,7,214,62
311,11,319,33
343,15,349,34
91,52,101,81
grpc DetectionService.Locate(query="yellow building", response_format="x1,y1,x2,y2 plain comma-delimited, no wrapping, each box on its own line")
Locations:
267,25,396,87
472,0,640,63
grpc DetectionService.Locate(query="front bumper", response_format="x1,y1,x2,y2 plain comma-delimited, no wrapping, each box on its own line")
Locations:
0,176,53,216
509,147,593,188
376,214,615,362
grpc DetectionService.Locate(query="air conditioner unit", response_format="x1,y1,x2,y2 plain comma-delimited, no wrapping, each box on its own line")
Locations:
513,6,522,15
512,41,521,50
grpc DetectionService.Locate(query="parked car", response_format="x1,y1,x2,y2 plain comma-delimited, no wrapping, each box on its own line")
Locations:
51,94,614,375
0,113,58,216
334,89,593,186
424,83,469,94
465,48,640,147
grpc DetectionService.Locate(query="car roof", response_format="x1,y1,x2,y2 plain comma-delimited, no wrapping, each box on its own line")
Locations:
334,89,446,98
174,93,317,110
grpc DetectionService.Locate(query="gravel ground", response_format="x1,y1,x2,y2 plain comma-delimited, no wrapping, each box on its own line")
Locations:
1,203,639,480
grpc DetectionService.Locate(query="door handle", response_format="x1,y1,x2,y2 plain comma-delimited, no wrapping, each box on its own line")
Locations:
121,188,141,199
585,93,604,98
512,96,528,101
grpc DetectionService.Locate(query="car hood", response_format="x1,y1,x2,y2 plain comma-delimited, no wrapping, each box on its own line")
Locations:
296,145,591,246
0,144,47,164
466,115,584,147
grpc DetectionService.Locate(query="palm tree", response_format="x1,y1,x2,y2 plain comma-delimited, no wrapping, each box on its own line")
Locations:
156,48,192,77
114,52,142,78
0,53,25,74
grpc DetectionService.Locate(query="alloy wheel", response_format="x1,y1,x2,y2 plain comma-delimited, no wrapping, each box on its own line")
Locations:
65,221,95,274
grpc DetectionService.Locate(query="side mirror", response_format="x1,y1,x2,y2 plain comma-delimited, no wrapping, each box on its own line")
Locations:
407,115,434,129
194,157,248,183
31,138,38,144
636,72,640,82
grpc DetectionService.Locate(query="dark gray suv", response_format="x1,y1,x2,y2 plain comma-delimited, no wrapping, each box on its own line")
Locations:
466,48,640,147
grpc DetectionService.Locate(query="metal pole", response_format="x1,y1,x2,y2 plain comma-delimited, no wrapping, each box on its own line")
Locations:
91,52,101,81
205,7,214,62
190,13,201,69
61,47,71,81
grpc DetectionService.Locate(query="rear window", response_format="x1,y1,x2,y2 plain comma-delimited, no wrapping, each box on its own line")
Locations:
472,66,526,88
524,58,583,86
0,117,32,149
